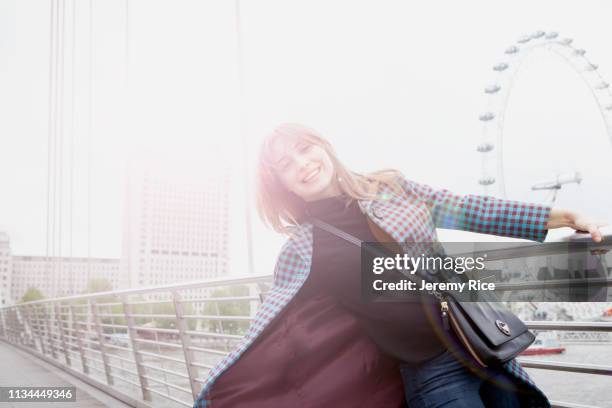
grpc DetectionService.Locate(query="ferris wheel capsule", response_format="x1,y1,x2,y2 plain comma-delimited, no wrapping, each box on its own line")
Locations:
517,35,531,44
544,32,559,39
595,82,610,90
505,46,519,54
605,104,612,111
573,48,586,56
531,31,546,39
484,84,501,94
584,63,598,71
559,38,573,45
477,143,494,152
478,177,496,186
493,62,509,71
479,112,495,121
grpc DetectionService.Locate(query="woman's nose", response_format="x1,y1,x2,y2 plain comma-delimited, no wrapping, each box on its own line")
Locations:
294,156,310,169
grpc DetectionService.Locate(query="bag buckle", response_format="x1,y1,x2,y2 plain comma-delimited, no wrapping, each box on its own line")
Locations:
496,319,512,336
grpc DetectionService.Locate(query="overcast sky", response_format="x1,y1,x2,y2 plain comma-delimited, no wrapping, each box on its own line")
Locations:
1,0,612,277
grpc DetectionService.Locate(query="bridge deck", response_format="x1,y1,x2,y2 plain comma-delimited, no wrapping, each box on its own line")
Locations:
0,341,131,408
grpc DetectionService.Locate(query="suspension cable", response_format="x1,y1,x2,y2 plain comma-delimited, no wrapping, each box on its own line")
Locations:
56,0,66,297
45,0,56,294
234,0,255,276
87,0,94,286
69,0,76,294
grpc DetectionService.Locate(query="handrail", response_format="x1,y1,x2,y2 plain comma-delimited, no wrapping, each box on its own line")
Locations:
1,272,272,306
524,321,612,332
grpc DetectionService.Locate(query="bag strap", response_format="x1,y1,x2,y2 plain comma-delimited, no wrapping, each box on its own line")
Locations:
310,218,439,296
310,218,363,247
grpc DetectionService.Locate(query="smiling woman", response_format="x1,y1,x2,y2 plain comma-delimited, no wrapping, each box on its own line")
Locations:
191,123,612,408
254,123,405,233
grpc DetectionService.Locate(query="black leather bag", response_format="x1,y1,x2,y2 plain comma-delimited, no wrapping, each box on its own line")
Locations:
311,217,535,367
441,295,535,367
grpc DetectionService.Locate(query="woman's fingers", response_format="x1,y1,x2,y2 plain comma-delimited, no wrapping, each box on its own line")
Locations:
572,216,605,243
588,224,603,243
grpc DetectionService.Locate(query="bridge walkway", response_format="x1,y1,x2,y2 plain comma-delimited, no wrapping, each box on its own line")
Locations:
0,341,131,408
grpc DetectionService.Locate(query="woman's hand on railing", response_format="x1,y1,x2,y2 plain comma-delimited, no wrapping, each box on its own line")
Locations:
547,208,607,243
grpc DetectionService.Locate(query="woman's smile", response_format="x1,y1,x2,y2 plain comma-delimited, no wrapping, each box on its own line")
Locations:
268,134,340,201
301,166,321,184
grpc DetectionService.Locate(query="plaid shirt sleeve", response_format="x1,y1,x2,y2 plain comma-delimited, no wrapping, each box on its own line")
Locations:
397,176,552,242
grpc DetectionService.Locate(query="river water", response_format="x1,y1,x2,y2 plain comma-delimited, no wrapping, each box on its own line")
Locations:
521,343,612,408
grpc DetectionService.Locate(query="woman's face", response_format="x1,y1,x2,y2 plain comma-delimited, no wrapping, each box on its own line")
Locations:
269,136,340,202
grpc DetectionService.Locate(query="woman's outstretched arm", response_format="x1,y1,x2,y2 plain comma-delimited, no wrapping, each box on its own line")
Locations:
396,175,604,242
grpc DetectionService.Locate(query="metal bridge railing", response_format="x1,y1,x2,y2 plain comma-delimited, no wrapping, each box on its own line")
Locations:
0,274,273,408
0,233,611,408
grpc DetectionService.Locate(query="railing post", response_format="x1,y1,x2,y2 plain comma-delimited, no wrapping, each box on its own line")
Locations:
43,303,58,359
90,298,114,385
11,307,20,345
172,291,200,400
21,305,39,351
31,304,46,355
44,303,58,359
0,308,6,339
121,294,151,401
249,284,260,317
15,307,25,346
3,307,12,343
10,307,19,343
55,303,71,366
70,303,89,374
212,301,228,351
34,304,49,356
0,308,10,341
48,304,58,356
